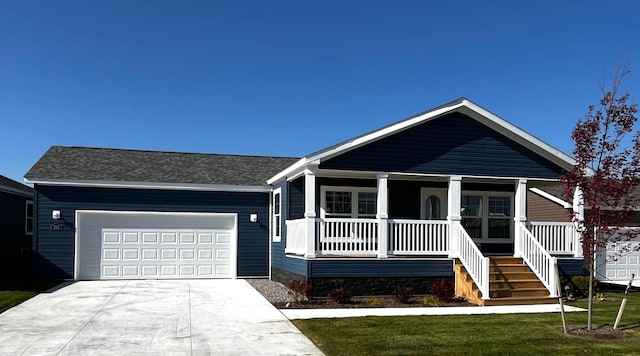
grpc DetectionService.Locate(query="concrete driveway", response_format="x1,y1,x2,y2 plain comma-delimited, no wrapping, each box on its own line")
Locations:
0,280,323,355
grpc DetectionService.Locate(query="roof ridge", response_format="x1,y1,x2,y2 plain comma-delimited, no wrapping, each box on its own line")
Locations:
55,145,300,160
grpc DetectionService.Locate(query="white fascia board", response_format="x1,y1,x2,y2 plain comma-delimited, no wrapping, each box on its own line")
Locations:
529,187,572,209
460,100,578,171
25,178,271,193
266,158,307,185
0,185,32,197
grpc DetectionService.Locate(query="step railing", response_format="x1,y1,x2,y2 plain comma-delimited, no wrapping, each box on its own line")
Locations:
453,221,490,300
516,221,558,297
388,219,449,255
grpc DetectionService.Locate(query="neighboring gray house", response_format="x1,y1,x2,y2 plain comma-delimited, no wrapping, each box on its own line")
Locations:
0,174,33,276
27,98,587,305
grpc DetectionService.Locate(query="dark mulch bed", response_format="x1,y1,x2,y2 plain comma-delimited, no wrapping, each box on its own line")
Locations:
275,296,474,309
561,325,626,339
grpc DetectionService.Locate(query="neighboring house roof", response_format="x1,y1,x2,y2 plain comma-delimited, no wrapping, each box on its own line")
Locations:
0,174,33,196
267,97,578,184
25,146,299,192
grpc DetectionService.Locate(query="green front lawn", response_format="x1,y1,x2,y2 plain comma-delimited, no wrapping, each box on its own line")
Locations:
293,291,640,356
0,279,62,313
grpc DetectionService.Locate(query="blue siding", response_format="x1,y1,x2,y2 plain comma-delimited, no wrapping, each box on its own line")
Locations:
288,177,304,219
310,259,454,278
34,185,270,279
0,190,31,241
558,258,585,275
320,113,565,179
271,180,289,273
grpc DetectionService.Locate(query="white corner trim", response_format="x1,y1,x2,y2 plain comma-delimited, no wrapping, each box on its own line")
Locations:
266,158,307,185
24,178,271,193
529,187,572,209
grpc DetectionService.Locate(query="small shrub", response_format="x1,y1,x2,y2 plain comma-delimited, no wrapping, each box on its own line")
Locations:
428,279,455,302
328,287,353,304
595,293,608,302
288,280,310,303
394,285,413,303
450,295,468,304
570,275,598,298
421,295,441,306
365,297,382,306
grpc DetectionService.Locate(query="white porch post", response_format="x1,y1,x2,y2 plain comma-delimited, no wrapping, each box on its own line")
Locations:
377,173,389,258
304,166,317,258
514,179,527,258
448,176,462,258
573,185,584,257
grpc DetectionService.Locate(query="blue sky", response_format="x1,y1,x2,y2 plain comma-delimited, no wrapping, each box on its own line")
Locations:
1,1,639,184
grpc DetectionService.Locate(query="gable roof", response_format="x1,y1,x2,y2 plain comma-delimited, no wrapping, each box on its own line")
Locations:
268,97,577,184
25,146,299,192
0,174,33,196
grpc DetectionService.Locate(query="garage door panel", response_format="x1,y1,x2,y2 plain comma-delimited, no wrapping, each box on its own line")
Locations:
99,227,234,280
601,237,640,282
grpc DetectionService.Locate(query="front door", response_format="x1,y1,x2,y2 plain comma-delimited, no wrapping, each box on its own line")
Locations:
420,188,448,220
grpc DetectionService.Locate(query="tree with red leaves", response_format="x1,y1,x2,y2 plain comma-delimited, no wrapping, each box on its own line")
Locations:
562,64,640,330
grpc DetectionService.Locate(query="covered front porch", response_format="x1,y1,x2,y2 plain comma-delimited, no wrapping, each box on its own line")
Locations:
283,171,583,302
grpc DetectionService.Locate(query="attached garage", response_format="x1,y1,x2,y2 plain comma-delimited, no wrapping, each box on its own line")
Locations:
25,146,299,280
75,211,237,280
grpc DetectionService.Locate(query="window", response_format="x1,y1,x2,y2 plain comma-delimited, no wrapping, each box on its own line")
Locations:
321,187,377,218
425,195,442,220
25,201,33,235
272,188,281,242
461,192,513,240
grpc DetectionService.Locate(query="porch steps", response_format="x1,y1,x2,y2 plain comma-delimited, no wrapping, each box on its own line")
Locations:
455,257,557,306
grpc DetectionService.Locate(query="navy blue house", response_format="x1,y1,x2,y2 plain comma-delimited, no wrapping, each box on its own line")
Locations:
0,174,33,277
27,98,587,305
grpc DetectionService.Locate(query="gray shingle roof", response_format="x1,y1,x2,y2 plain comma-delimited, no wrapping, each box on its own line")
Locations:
25,146,299,187
0,174,33,194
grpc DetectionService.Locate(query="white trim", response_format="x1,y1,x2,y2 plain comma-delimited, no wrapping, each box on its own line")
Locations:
25,178,270,193
272,187,282,242
266,158,307,185
74,210,238,280
529,187,572,209
25,200,34,235
320,186,378,219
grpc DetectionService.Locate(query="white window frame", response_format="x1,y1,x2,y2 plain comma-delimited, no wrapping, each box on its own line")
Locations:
25,200,34,235
320,186,377,219
272,187,282,242
461,191,514,242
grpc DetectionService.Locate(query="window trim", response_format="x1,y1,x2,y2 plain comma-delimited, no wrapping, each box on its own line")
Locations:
25,200,34,235
272,188,282,242
320,186,377,219
461,190,514,241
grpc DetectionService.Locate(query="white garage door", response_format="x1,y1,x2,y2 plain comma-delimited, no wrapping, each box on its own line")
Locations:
598,237,640,284
101,229,232,279
75,211,237,280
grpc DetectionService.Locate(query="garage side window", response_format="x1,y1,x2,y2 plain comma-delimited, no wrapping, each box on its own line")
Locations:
273,188,282,242
25,201,33,235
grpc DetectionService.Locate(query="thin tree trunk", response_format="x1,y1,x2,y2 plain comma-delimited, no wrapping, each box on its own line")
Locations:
587,246,595,330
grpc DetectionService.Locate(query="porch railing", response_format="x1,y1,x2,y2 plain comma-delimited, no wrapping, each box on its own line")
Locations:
285,219,307,255
528,222,582,257
389,219,449,255
516,221,558,297
317,218,379,255
453,221,490,300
